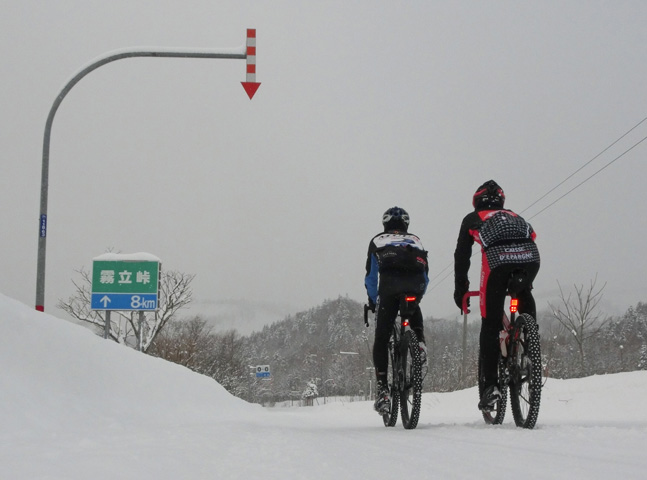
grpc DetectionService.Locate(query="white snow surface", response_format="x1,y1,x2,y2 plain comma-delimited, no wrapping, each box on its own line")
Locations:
1,292,646,479
92,252,161,262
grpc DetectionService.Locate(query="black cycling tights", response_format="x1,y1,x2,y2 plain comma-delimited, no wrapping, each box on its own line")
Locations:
480,262,540,386
373,296,424,381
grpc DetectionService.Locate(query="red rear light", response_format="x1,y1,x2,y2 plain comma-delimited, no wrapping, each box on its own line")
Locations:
403,320,410,327
405,296,417,302
510,298,518,313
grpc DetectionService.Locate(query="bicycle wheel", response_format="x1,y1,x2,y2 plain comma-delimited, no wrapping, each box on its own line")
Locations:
509,313,542,429
399,330,422,429
382,337,400,427
478,351,507,425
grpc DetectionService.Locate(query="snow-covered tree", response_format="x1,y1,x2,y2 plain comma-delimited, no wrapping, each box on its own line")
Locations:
639,344,647,370
302,380,318,406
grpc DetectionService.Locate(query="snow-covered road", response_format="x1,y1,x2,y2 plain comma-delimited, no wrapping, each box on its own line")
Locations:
1,293,645,479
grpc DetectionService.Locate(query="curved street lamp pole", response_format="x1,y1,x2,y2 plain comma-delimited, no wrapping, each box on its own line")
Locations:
35,34,258,311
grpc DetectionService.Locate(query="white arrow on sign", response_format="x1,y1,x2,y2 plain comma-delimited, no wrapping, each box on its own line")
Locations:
100,295,111,308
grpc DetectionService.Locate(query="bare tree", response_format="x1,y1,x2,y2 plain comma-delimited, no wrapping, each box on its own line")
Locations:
548,275,610,375
149,316,217,369
58,267,195,352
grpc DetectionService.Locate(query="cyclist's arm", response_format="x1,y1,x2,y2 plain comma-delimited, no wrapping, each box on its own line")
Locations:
422,246,430,295
364,242,379,304
454,213,477,291
422,269,429,296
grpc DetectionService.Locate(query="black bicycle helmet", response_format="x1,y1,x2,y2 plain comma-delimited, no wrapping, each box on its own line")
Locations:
382,206,410,232
472,180,505,209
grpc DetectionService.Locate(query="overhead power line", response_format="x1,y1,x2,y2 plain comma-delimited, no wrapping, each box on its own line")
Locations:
427,115,647,293
526,132,647,220
521,115,647,217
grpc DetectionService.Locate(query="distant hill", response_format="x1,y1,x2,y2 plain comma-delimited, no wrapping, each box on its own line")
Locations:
186,297,299,335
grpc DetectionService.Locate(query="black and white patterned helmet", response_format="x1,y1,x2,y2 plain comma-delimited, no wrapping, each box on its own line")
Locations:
382,206,410,231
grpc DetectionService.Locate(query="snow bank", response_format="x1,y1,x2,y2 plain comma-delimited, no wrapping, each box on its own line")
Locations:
0,293,259,435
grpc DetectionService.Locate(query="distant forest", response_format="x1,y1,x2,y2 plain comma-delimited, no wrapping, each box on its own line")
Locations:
150,296,647,405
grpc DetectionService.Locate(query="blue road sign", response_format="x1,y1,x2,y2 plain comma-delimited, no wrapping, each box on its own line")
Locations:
91,293,158,311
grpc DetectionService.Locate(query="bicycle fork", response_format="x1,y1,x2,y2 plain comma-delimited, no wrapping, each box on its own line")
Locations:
500,297,530,387
499,297,520,388
499,297,520,358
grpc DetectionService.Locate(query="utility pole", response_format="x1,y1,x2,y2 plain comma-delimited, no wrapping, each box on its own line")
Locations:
35,30,260,311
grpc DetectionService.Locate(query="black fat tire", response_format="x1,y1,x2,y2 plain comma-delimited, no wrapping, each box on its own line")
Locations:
399,330,423,430
478,350,507,425
382,338,400,427
509,313,542,429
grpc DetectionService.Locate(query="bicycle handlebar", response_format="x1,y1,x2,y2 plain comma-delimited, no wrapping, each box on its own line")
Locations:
462,291,479,315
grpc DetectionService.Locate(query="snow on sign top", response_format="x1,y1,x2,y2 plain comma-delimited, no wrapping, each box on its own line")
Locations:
93,252,161,262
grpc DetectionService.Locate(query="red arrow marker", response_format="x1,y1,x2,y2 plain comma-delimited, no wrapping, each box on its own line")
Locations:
241,28,261,99
242,82,260,99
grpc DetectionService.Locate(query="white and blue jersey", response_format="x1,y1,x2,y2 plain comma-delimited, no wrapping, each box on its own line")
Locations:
364,231,429,304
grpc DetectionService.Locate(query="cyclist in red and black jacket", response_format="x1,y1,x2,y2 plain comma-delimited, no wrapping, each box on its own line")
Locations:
453,180,540,410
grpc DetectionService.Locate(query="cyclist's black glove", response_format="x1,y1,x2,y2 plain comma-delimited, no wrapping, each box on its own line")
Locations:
463,295,470,312
453,290,466,310
368,298,376,313
454,280,469,311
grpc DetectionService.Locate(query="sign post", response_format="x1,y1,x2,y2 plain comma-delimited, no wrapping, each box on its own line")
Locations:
104,311,111,339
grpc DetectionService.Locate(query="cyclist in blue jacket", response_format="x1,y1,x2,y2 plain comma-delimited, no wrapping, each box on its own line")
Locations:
365,206,429,414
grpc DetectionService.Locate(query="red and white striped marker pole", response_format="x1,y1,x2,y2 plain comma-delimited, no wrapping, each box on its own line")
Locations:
241,28,261,99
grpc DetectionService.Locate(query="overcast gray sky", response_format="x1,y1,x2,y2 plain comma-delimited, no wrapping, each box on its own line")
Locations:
2,0,646,325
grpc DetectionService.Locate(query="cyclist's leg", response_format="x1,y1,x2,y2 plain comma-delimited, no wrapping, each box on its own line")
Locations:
372,294,398,383
410,305,425,343
394,271,426,344
372,294,398,413
373,272,407,381
481,265,511,388
517,261,540,319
